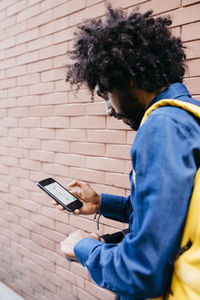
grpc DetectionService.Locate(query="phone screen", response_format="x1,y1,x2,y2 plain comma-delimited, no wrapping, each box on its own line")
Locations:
45,181,77,206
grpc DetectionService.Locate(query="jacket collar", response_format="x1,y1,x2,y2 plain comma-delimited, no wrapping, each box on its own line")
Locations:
149,83,191,108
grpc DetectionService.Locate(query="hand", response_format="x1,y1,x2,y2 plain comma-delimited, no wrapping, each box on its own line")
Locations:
60,230,100,260
52,180,101,215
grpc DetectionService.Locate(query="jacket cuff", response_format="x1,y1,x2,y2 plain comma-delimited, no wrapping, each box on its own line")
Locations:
74,237,101,266
100,193,124,219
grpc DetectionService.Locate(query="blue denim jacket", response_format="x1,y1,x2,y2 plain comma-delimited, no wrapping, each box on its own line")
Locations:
74,83,200,299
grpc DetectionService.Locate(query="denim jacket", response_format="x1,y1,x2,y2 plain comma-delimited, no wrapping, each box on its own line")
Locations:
74,83,200,300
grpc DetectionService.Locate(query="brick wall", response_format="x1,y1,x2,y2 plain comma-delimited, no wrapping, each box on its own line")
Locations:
0,0,200,299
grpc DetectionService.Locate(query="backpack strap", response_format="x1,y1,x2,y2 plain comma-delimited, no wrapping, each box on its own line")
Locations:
141,99,200,127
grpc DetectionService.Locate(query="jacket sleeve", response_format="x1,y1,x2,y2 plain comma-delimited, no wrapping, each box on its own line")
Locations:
100,193,131,223
74,114,197,298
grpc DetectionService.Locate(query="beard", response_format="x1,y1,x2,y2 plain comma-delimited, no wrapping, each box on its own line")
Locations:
115,88,146,131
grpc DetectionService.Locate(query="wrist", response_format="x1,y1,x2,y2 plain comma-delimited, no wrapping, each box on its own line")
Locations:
95,193,101,213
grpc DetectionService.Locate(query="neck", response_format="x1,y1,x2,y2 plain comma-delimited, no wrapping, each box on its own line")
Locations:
131,84,167,110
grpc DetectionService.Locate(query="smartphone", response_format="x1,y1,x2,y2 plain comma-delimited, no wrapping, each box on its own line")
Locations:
37,177,83,212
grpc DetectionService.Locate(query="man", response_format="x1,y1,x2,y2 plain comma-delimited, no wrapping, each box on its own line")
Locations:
53,7,200,300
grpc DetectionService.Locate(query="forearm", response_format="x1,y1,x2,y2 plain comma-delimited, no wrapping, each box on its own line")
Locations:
100,193,131,223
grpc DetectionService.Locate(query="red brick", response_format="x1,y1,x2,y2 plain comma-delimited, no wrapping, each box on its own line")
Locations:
5,20,26,37
184,40,200,60
53,53,69,68
41,205,69,223
7,86,28,98
70,142,105,156
85,281,114,300
53,27,74,44
31,232,56,251
19,118,41,128
0,56,15,68
54,0,86,19
0,36,15,50
7,0,27,17
182,0,200,6
41,16,68,36
18,198,41,213
20,217,41,234
11,241,30,258
27,58,52,73
106,116,131,130
27,35,53,52
11,223,30,239
71,116,105,129
41,68,65,82
135,0,180,15
55,153,86,168
0,128,7,137
105,172,130,189
87,129,126,144
182,21,200,42
42,162,70,177
31,251,55,272
184,78,200,95
55,103,86,116
6,65,26,77
29,128,55,139
127,130,137,145
17,28,39,44
29,82,54,95
186,58,200,77
41,227,65,243
86,102,107,115
17,73,40,86
87,0,103,6
0,182,9,192
20,158,41,171
29,105,54,116
166,4,200,27
9,127,29,137
0,137,18,147
17,51,39,65
20,237,43,255
39,43,67,60
69,89,93,103
23,256,44,275
30,213,54,230
30,149,55,162
17,3,40,22
69,2,105,26
42,117,69,128
0,117,17,127
0,15,16,30
43,140,69,152
106,144,131,159
56,129,86,141
87,156,126,173
41,93,68,105
70,214,103,234
41,0,67,12
1,155,18,167
27,10,53,29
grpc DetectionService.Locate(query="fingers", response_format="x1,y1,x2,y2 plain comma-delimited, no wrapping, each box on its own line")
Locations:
67,179,84,189
52,200,64,210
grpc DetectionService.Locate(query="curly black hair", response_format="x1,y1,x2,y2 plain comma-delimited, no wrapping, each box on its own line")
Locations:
66,6,186,96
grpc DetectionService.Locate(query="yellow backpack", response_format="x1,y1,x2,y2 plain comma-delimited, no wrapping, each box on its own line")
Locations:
141,99,200,300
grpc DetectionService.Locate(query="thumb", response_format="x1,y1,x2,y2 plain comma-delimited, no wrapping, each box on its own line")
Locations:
90,232,100,241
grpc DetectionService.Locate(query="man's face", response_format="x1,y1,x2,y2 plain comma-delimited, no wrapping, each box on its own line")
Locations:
106,88,146,131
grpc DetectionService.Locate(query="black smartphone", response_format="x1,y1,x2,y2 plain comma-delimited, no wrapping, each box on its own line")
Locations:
37,177,83,212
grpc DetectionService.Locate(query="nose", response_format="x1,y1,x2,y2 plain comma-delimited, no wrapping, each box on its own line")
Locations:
106,99,115,116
